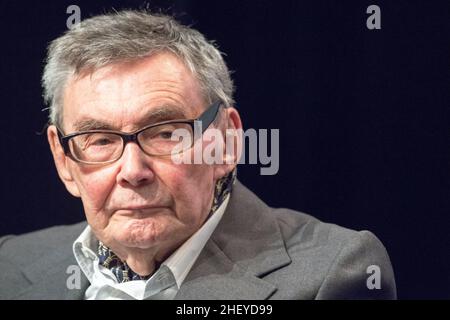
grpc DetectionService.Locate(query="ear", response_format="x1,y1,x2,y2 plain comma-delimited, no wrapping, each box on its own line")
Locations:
213,107,243,180
47,125,81,197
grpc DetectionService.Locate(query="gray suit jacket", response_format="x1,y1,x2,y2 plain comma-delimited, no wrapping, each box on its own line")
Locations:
0,182,396,299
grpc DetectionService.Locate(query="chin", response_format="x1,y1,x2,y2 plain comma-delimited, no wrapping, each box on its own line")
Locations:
115,218,166,248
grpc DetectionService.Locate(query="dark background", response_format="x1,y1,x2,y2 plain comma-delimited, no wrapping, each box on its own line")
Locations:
0,0,448,299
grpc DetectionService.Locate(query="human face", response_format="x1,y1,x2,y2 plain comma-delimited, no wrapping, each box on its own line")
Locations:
47,52,230,257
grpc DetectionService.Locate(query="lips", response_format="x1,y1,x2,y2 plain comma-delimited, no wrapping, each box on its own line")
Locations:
117,205,169,211
120,205,163,210
113,204,169,216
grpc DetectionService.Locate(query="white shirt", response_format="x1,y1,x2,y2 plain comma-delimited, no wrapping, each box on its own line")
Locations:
73,195,230,300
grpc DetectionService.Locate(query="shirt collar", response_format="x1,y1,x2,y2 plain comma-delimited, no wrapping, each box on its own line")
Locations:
162,194,230,288
73,194,230,288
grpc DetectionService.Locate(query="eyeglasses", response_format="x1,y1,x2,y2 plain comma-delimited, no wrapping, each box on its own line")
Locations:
57,101,222,164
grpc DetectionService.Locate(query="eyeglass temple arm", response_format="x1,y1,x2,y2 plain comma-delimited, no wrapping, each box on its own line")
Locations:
198,101,221,133
55,127,71,154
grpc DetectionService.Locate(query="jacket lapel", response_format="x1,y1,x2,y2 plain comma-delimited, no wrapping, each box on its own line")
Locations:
12,245,89,300
175,240,277,300
176,181,291,300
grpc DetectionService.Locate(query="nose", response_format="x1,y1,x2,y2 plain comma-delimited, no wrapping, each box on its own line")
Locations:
116,142,155,187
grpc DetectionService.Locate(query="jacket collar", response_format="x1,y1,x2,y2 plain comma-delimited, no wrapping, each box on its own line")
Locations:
175,181,291,300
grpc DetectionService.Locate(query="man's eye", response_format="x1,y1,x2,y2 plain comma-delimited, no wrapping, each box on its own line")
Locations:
93,138,112,145
87,137,113,147
157,131,174,139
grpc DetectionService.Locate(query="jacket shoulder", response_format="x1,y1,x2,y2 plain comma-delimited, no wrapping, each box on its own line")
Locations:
273,207,365,250
0,222,87,267
270,208,396,299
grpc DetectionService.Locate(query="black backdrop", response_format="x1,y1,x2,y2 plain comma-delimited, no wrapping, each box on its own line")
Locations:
0,0,449,299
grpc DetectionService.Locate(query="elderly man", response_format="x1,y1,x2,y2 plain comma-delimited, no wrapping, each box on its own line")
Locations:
0,10,396,300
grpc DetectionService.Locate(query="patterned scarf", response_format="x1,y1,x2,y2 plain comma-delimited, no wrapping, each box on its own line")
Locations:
98,169,237,282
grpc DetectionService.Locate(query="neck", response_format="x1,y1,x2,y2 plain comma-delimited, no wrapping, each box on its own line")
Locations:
117,249,158,276
104,236,188,277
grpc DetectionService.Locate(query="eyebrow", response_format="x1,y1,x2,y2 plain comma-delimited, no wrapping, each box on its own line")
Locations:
71,105,188,132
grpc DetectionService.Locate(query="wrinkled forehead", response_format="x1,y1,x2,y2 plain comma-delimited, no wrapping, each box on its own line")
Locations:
61,53,206,133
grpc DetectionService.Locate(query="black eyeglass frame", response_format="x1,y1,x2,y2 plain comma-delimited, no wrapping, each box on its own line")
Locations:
56,101,222,164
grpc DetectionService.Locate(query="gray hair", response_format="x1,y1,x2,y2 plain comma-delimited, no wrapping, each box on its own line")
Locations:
42,10,235,127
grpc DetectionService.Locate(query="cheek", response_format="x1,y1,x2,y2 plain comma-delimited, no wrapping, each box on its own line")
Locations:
72,165,117,216
157,161,215,224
